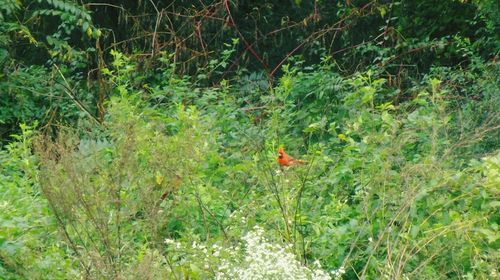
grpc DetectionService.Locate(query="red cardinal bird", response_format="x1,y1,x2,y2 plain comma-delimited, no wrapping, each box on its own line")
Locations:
277,147,305,166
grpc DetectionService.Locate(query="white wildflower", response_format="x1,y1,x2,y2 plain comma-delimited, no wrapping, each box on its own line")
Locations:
215,226,331,280
164,238,175,245
331,266,345,279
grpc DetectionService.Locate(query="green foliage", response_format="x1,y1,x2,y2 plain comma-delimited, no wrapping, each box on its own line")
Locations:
227,61,498,279
0,0,99,141
0,0,96,65
34,95,213,279
0,124,78,279
1,54,498,279
0,64,97,143
0,1,499,279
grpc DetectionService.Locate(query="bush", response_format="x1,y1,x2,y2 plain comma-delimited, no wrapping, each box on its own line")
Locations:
34,96,213,279
0,124,78,279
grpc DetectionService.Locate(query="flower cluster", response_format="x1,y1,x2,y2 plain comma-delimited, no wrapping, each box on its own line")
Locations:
331,266,345,279
215,226,331,280
164,238,181,249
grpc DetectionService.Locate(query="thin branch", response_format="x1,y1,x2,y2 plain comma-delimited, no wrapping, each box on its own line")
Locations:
53,64,102,125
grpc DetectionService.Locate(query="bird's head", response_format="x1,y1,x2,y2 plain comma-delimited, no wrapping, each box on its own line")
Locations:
278,147,285,158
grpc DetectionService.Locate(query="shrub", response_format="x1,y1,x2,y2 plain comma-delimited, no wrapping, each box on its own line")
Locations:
34,96,212,279
0,124,78,279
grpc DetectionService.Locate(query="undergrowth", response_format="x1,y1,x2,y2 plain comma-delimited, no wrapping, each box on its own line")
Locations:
0,54,498,279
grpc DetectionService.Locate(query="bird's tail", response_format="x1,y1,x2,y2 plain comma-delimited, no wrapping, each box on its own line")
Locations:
292,159,307,164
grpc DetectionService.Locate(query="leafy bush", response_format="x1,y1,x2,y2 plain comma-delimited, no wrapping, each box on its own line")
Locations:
34,96,212,279
0,124,78,279
0,0,98,142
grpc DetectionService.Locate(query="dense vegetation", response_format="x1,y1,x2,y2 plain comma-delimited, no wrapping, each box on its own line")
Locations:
1,0,499,279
